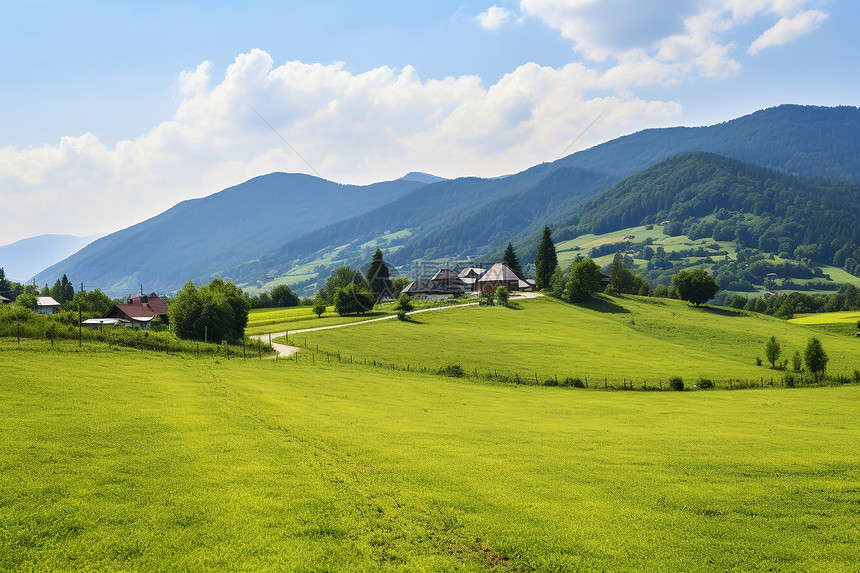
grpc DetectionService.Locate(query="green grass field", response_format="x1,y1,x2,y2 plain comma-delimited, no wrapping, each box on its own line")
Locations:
2,343,858,571
790,311,860,325
247,299,476,336
290,296,860,386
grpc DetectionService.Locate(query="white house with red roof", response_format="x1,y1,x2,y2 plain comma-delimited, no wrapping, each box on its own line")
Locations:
101,293,169,329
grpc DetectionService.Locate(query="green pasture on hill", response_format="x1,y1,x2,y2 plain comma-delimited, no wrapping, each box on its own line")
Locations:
291,296,860,385
1,343,858,571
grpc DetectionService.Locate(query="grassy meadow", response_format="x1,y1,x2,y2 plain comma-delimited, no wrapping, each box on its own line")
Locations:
1,342,858,571
288,296,860,386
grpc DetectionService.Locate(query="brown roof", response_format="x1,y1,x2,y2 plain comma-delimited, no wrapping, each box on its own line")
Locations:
105,293,169,323
476,263,520,283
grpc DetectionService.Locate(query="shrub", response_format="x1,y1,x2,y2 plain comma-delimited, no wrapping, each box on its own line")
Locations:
698,377,714,389
544,378,558,387
394,293,414,313
792,350,803,372
437,365,464,378
755,357,762,366
784,372,796,388
396,311,409,321
854,370,860,384
668,376,684,391
561,377,586,388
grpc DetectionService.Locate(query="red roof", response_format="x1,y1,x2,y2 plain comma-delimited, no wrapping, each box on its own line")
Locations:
105,293,169,322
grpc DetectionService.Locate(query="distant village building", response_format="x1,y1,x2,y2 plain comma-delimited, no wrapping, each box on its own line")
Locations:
401,268,470,300
474,263,528,293
36,296,61,315
100,293,170,329
0,295,10,304
457,267,486,290
401,263,533,299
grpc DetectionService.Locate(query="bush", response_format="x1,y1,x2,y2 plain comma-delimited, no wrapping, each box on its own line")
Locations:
544,378,558,387
437,365,464,377
854,370,860,384
396,311,409,321
394,293,414,313
668,376,684,391
562,377,585,388
784,372,796,388
698,377,714,389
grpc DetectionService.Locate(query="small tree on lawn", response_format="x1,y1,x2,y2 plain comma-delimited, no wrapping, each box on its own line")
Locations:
765,336,782,369
672,269,719,307
312,297,327,318
394,293,414,313
494,286,509,306
804,338,828,382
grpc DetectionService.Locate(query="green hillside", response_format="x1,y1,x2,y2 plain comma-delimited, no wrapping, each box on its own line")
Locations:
290,296,860,385
556,152,860,275
2,342,858,571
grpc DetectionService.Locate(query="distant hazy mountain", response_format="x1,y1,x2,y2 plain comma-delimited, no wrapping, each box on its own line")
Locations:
34,173,425,296
552,104,860,181
400,172,448,184
0,234,102,282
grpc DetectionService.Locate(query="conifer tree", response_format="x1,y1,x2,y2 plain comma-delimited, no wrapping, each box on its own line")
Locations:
501,242,523,278
534,226,557,290
366,249,392,301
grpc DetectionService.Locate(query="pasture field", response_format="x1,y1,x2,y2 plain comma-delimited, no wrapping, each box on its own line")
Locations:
247,298,475,336
1,343,858,571
291,296,860,385
790,311,860,326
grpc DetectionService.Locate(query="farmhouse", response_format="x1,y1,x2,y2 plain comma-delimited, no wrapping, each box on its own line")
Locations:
457,267,486,290
102,292,169,329
0,294,10,304
474,263,528,294
36,296,61,315
401,268,470,299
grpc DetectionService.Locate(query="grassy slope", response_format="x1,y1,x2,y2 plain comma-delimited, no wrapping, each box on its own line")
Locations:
294,296,860,384
1,344,858,571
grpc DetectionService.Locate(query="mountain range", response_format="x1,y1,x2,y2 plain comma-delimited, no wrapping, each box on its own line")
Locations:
28,104,860,296
0,234,102,282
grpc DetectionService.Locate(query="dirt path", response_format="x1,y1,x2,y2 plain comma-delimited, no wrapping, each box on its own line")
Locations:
251,293,541,357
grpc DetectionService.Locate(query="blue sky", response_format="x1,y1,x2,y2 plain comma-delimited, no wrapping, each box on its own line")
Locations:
1,0,857,245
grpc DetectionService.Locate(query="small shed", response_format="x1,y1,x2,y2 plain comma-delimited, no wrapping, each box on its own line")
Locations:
0,294,10,304
36,297,61,315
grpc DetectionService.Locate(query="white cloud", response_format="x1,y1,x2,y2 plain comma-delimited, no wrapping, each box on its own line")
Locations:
0,49,682,244
476,6,515,30
520,0,828,79
748,9,828,54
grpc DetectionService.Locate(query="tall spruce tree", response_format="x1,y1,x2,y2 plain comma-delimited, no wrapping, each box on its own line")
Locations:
502,242,524,278
534,226,558,290
366,249,392,301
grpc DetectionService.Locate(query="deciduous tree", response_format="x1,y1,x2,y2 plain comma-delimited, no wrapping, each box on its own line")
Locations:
804,337,828,382
672,269,719,306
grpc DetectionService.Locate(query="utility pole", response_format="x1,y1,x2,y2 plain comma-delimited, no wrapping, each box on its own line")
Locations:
80,282,84,293
78,306,82,347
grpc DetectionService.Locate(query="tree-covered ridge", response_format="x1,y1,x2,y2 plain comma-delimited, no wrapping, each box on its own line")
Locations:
560,152,860,276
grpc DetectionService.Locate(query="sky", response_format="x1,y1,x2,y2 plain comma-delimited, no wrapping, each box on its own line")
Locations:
1,0,857,246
